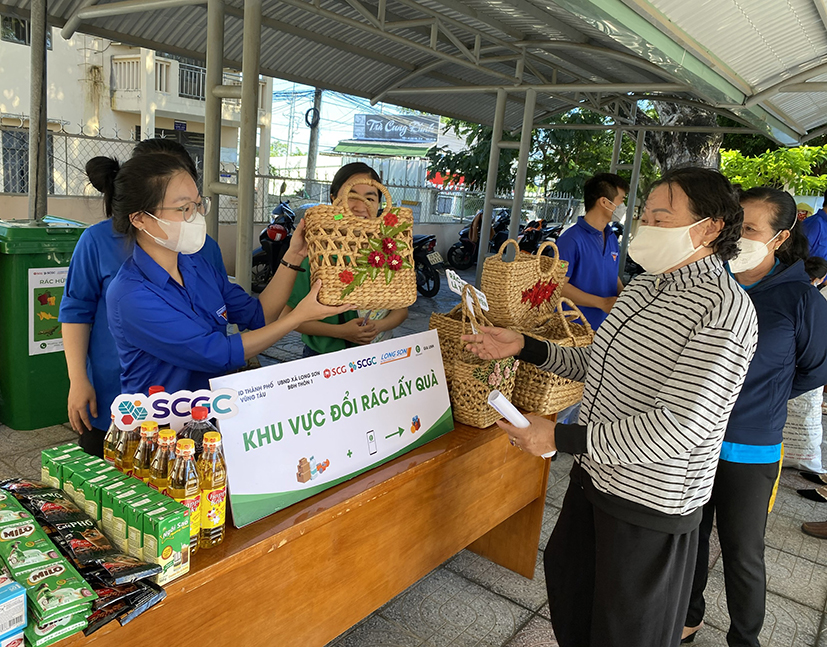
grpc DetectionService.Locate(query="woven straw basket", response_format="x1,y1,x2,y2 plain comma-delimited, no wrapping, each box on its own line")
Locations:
512,298,594,416
304,178,416,309
480,239,568,329
450,286,520,428
428,302,464,386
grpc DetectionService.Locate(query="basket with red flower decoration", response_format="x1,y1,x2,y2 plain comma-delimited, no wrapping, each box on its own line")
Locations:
512,298,594,416
480,239,568,329
303,178,416,309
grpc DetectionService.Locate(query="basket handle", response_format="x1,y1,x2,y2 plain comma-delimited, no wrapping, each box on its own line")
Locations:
555,298,594,336
536,240,562,277
332,177,395,219
460,284,486,336
495,238,521,261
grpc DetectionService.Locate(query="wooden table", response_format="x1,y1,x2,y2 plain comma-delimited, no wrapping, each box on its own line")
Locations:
59,421,551,647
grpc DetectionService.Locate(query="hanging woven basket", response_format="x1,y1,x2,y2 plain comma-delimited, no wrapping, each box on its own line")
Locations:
512,298,594,416
480,239,568,329
303,178,416,309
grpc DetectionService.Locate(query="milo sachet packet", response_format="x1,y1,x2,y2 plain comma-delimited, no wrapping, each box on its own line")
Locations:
16,560,97,622
24,609,88,647
0,520,60,574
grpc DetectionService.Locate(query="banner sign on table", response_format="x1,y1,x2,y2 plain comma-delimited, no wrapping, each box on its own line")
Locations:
210,330,453,528
28,267,68,356
352,114,439,143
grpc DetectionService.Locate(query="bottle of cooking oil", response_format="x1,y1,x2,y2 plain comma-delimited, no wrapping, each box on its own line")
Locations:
103,416,122,466
147,385,170,430
168,438,200,556
114,425,140,475
178,406,216,459
148,429,177,495
197,432,227,549
131,421,159,483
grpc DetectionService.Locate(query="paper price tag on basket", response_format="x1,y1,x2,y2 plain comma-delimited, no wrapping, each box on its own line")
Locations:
446,269,489,311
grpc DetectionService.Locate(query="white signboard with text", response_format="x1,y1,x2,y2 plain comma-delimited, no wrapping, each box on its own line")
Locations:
210,330,453,527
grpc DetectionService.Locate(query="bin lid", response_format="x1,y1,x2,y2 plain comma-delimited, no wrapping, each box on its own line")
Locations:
0,217,88,254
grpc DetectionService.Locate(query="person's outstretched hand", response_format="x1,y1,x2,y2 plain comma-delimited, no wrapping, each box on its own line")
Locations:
293,280,353,322
285,218,308,261
461,326,524,360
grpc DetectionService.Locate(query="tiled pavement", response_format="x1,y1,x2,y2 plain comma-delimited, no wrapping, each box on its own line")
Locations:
2,266,827,646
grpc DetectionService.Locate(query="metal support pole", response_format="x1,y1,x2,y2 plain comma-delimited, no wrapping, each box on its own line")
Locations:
609,129,622,173
507,88,536,245
618,129,645,281
203,0,225,243
236,0,263,292
475,89,507,288
305,87,323,198
258,77,273,217
29,0,47,221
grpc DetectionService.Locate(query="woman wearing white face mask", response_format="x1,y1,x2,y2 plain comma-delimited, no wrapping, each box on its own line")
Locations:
683,187,827,646
94,153,351,395
461,168,758,647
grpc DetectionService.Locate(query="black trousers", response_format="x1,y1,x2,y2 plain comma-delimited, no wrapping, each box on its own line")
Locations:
545,477,699,647
79,426,106,458
686,459,778,647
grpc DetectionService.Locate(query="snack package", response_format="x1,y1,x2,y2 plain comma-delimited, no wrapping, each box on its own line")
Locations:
90,580,141,611
52,518,115,565
0,564,13,591
39,445,83,488
96,553,161,586
0,480,52,497
0,506,33,529
118,580,165,626
26,490,85,523
0,492,22,511
0,521,60,574
0,630,23,647
15,560,96,622
142,502,189,586
0,581,26,639
23,610,87,647
83,599,130,636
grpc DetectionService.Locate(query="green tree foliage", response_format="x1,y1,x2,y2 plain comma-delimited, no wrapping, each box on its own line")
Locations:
426,110,656,198
720,145,827,194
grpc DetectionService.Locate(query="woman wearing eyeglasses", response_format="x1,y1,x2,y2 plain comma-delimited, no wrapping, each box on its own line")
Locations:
60,140,227,456
87,151,349,399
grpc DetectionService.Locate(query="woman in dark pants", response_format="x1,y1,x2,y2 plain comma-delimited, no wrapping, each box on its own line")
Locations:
683,188,827,645
463,168,758,647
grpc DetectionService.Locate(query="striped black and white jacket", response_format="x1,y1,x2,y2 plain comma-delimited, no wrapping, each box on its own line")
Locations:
521,255,758,532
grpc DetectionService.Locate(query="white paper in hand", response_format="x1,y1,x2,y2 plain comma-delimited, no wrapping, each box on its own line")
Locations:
446,269,489,311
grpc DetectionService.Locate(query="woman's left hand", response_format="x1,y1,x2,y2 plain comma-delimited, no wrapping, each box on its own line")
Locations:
284,218,308,263
497,415,557,456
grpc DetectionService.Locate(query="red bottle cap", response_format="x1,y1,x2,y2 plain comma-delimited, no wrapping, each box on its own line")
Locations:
148,385,165,395
192,406,209,421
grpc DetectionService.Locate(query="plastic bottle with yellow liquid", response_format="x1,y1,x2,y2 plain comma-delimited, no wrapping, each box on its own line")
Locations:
148,429,177,494
132,421,159,483
103,415,122,466
197,431,227,549
168,438,200,556
114,426,140,475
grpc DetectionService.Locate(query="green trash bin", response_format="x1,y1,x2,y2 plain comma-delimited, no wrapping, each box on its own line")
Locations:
0,216,87,430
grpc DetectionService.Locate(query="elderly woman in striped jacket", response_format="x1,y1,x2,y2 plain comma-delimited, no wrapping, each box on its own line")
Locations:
463,167,758,647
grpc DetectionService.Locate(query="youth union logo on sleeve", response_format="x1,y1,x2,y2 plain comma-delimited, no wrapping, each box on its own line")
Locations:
612,252,618,262
216,305,228,321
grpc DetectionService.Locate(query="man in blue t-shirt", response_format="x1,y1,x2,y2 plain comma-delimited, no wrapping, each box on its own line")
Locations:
556,173,630,330
802,190,827,264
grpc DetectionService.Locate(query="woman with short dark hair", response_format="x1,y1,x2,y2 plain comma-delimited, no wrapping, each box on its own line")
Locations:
684,187,827,646
463,167,759,647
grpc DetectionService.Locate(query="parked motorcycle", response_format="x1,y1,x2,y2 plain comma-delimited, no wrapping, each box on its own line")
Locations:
251,200,295,293
413,234,442,298
446,208,512,270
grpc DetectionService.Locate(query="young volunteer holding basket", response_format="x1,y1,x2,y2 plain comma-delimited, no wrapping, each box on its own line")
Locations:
462,168,758,647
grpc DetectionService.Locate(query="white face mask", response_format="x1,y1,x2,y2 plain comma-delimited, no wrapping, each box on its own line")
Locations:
728,232,781,274
140,212,206,254
628,218,709,274
605,199,626,221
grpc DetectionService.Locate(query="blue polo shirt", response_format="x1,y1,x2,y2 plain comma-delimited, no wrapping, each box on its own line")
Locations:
106,244,263,395
555,217,619,329
59,219,226,429
802,208,827,261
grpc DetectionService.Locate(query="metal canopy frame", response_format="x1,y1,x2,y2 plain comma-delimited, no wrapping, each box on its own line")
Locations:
22,0,804,288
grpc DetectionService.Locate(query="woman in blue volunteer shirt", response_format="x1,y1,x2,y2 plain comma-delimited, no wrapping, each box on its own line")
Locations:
88,152,349,398
683,188,827,646
60,139,226,456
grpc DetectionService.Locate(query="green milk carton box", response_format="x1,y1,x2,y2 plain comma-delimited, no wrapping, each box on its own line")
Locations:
39,445,83,488
142,500,189,586
78,467,126,523
108,487,145,553
60,455,104,501
100,478,136,536
125,495,163,560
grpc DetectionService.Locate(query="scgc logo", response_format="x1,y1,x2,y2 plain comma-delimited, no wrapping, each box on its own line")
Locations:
348,357,377,372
